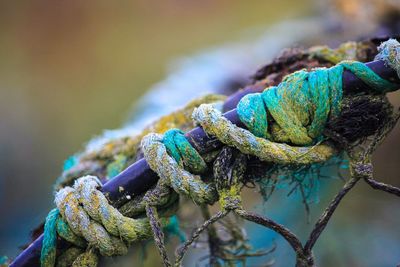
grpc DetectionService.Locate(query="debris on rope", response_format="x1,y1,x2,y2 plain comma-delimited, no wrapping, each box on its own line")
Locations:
10,38,400,267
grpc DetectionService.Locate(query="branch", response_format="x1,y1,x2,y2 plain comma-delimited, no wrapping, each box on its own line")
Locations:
174,211,228,266
304,176,359,253
364,177,400,197
234,209,304,258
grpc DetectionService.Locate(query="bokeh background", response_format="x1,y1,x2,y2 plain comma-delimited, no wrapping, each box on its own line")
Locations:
0,0,399,266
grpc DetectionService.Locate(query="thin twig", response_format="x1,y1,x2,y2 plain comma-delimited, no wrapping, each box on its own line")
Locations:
234,209,304,258
174,210,228,267
304,176,359,253
364,177,400,197
200,205,220,266
146,205,172,267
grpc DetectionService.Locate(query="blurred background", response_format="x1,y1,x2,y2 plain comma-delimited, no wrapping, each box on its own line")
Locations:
0,0,399,266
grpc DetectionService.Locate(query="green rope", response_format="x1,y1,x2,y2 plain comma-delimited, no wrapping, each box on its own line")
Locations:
41,39,400,267
55,216,86,248
142,131,218,205
163,129,207,174
237,60,398,146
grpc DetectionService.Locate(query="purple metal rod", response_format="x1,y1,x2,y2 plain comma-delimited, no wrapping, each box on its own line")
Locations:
10,60,400,267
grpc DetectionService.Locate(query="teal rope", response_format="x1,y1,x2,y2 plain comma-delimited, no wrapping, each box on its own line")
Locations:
142,132,218,205
41,209,59,267
41,39,400,267
163,215,186,242
41,210,87,267
163,129,207,174
237,60,398,146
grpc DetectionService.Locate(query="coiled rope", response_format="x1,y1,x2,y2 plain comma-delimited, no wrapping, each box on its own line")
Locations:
41,39,400,267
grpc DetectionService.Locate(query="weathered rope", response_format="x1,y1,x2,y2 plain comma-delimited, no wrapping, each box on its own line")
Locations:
142,131,218,205
235,60,397,145
375,38,400,79
41,176,157,266
41,39,400,267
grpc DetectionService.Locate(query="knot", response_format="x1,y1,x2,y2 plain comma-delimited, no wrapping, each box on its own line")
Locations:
351,162,373,179
72,176,152,242
42,176,156,267
55,185,128,256
141,132,218,205
375,38,400,81
237,68,341,145
237,57,399,146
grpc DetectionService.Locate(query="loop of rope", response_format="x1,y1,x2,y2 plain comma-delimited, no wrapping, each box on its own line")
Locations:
192,104,336,164
236,59,398,146
41,39,400,267
41,176,161,267
142,131,218,205
163,129,208,174
55,185,128,257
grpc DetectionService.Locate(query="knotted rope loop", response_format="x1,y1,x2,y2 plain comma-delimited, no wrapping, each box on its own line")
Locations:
55,186,128,257
41,176,159,266
141,132,218,205
237,58,399,146
192,104,336,165
163,129,207,174
73,176,152,242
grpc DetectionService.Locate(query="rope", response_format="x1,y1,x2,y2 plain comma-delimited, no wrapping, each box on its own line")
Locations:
41,39,400,267
236,60,397,146
142,131,218,205
375,38,400,79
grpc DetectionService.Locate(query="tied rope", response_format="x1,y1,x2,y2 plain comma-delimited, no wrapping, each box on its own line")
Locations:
236,61,397,146
41,39,400,267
